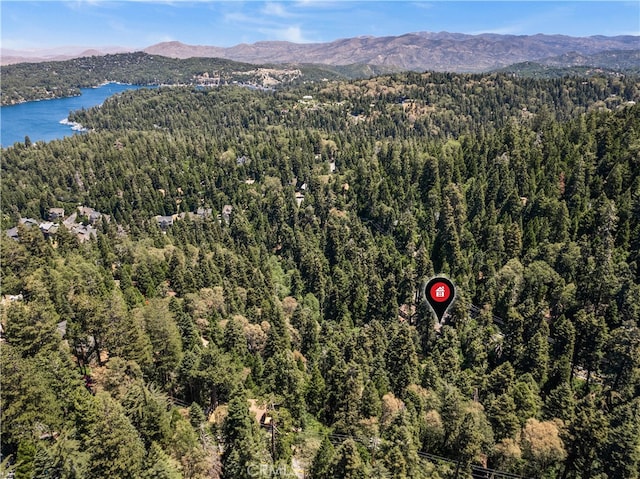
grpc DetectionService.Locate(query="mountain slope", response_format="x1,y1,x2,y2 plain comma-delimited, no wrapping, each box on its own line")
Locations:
4,32,637,72
144,32,639,72
495,49,640,77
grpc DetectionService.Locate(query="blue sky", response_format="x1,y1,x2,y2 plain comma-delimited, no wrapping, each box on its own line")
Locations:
2,1,638,51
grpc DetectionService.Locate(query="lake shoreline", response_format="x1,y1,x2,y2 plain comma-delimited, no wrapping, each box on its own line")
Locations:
1,81,154,107
1,83,153,148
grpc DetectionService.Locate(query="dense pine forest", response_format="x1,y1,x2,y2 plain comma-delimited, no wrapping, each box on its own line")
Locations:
1,67,640,479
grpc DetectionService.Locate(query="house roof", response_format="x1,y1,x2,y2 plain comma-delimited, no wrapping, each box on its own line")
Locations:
196,207,212,217
40,222,59,234
6,227,19,240
19,218,40,227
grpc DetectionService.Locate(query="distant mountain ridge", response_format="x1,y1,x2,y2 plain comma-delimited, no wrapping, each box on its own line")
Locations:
3,32,638,72
1,46,129,65
142,32,639,73
538,49,640,70
494,49,640,77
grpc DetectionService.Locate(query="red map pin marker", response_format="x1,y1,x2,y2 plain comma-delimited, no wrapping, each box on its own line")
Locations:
425,277,455,322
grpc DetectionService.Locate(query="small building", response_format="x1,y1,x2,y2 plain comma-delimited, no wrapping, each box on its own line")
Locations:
57,320,67,337
63,212,78,227
20,218,40,228
6,227,19,241
4,294,24,302
48,208,65,220
294,192,305,207
156,215,175,229
39,222,59,236
77,206,102,224
72,224,98,243
260,413,274,428
196,207,212,218
221,205,233,224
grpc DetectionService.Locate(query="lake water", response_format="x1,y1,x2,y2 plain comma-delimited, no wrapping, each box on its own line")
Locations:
0,83,150,148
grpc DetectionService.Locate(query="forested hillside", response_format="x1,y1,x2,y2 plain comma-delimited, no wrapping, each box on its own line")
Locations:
495,50,640,78
2,70,640,478
0,52,393,106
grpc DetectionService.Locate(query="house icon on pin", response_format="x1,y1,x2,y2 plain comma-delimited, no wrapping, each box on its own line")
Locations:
435,286,446,298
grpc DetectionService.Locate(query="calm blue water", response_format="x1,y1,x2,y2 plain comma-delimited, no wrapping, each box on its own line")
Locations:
0,83,149,148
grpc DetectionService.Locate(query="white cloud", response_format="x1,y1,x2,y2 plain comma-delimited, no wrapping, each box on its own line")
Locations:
223,11,255,24
219,3,315,44
410,2,435,10
282,26,307,42
63,0,105,11
294,0,342,6
262,2,295,18
259,25,310,43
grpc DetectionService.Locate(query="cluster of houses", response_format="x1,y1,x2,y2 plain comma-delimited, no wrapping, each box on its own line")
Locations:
293,158,337,207
153,158,339,231
192,67,303,89
6,206,107,243
153,205,229,230
9,156,341,240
